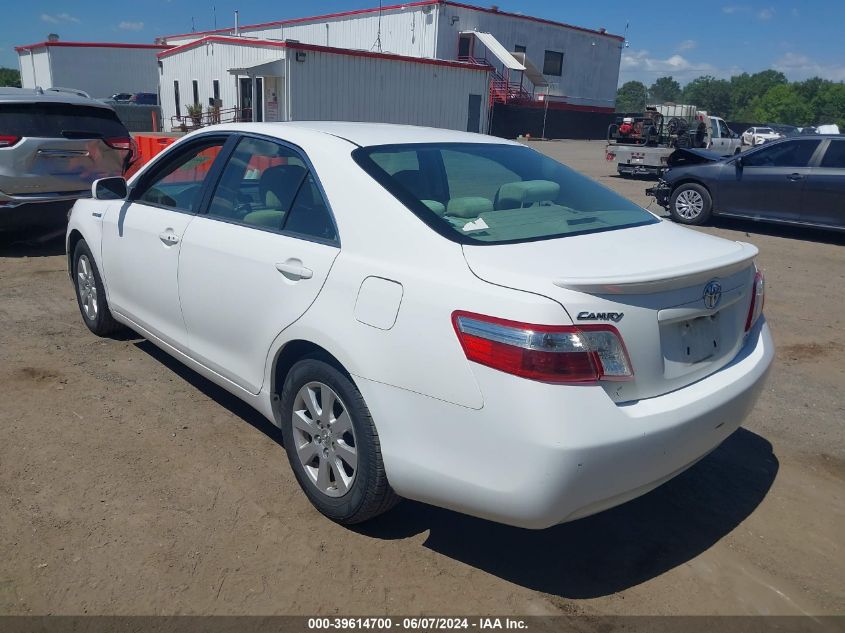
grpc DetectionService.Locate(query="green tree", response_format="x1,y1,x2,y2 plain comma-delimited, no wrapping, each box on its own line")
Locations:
0,67,21,88
615,80,648,112
812,83,845,128
682,75,732,117
752,84,813,125
648,76,682,104
730,70,788,120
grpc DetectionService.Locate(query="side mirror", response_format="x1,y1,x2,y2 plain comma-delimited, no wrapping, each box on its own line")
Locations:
92,177,128,200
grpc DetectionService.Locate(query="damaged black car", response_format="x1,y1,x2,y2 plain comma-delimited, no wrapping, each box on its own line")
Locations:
647,136,845,230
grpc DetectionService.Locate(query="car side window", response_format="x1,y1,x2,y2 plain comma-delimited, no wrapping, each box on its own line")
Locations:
207,136,307,230
742,140,821,168
134,139,226,213
820,141,845,168
206,136,337,241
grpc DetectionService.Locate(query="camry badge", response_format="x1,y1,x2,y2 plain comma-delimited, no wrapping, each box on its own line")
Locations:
703,280,722,310
577,311,624,323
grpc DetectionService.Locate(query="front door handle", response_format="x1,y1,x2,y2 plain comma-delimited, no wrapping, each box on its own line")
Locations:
275,260,313,281
788,173,804,181
159,231,180,246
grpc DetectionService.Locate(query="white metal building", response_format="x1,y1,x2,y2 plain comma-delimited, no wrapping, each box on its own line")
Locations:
158,38,491,133
160,1,623,110
15,41,169,99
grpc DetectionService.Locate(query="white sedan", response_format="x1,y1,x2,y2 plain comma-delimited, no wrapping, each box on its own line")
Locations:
742,127,782,146
66,122,773,529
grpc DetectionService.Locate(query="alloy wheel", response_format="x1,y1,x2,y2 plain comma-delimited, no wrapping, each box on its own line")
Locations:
675,189,704,220
77,254,99,320
291,381,357,498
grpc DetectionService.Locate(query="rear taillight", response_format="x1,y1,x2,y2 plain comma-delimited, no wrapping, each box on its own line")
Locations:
745,270,765,332
104,136,133,151
0,135,21,148
452,311,633,384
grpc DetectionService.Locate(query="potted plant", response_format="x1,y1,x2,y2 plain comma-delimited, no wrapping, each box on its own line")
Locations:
186,103,203,128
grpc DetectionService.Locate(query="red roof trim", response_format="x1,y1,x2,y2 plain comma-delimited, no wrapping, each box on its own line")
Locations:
157,36,491,72
443,2,624,41
162,1,437,40
157,36,287,59
514,100,615,114
15,41,171,53
287,41,491,71
161,0,622,42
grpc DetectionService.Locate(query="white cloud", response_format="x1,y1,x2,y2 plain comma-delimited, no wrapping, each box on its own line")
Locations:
773,52,845,81
677,39,697,52
721,5,749,14
118,21,144,31
619,49,742,85
757,7,775,20
41,12,80,24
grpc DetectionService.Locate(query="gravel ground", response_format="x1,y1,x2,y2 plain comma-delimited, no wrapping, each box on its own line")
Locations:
0,140,843,617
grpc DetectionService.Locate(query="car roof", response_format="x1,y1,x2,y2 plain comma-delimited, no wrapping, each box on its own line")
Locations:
0,87,113,109
197,121,520,148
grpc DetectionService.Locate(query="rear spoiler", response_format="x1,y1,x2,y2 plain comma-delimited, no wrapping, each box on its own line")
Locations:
553,242,758,294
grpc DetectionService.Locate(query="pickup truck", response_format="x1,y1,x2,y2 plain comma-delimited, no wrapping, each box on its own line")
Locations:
606,109,742,177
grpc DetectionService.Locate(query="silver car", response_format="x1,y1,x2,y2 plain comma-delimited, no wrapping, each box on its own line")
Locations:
0,88,132,211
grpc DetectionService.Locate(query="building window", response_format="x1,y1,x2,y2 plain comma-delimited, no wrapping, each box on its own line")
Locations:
174,80,180,115
192,80,199,106
514,44,526,54
212,79,220,103
543,50,563,76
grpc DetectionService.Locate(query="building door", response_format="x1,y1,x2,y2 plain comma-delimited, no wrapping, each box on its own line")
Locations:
458,34,473,60
255,77,264,122
466,94,482,133
239,78,252,121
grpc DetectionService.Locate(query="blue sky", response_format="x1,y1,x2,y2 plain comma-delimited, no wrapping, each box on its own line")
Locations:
2,1,844,85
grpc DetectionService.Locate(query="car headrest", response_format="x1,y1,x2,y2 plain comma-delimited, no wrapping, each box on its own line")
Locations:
496,180,560,209
446,196,494,218
259,164,306,210
420,199,446,216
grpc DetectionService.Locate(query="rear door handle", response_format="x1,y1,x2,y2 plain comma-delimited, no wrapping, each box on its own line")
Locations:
275,260,313,281
159,231,180,246
788,173,803,181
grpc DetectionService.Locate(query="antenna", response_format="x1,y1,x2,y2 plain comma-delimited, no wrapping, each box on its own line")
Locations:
213,6,217,30
371,0,383,52
191,16,196,32
620,22,631,49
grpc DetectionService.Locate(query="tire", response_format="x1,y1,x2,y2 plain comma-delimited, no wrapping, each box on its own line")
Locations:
279,356,400,525
72,239,123,336
669,183,712,225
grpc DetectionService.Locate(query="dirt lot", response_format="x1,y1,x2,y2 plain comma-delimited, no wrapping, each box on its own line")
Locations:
1,140,843,616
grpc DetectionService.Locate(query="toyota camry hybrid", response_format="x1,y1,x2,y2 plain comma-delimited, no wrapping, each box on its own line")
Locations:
66,122,773,529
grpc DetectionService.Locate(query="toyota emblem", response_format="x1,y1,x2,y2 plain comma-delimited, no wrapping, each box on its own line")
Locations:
703,280,722,310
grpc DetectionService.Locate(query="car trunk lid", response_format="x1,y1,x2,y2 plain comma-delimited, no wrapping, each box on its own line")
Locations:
0,101,128,195
462,220,758,402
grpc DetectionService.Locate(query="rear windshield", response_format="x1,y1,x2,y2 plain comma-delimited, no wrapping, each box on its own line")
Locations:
353,143,657,244
0,103,127,139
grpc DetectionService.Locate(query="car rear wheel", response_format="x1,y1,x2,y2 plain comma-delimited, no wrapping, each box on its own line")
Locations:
280,356,399,524
669,183,712,225
73,239,123,336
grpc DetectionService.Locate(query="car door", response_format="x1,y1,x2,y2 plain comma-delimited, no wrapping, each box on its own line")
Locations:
801,138,845,228
177,134,341,393
715,139,822,222
709,118,726,153
101,135,230,349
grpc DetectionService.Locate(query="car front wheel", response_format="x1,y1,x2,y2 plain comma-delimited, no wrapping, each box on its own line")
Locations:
72,239,123,336
669,183,712,225
279,356,399,524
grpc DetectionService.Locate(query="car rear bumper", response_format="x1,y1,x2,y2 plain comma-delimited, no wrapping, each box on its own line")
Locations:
0,189,91,209
618,163,663,177
646,179,672,207
356,319,773,529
